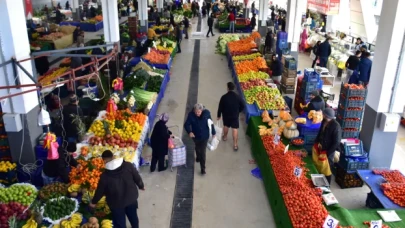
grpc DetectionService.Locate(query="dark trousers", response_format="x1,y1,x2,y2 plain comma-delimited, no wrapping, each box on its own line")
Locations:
184,27,189,38
319,57,328,67
111,203,139,228
193,139,208,171
206,26,214,36
312,56,318,68
177,39,182,52
150,153,165,172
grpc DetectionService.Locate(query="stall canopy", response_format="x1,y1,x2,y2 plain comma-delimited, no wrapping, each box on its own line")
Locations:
307,0,340,15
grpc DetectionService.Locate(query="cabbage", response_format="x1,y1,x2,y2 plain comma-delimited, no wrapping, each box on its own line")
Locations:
216,34,240,55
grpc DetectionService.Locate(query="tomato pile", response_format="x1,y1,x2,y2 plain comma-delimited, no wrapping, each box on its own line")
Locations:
373,169,405,207
291,138,304,146
261,135,329,227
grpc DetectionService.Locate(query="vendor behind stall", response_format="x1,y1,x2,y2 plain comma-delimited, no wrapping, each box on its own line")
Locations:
62,95,83,143
42,142,78,185
302,90,325,112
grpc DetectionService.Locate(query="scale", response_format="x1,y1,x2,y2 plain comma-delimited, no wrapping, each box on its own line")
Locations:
311,174,330,187
314,67,330,76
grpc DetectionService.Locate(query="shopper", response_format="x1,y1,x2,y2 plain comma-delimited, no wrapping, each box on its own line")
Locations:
228,11,236,33
150,113,172,172
251,1,255,14
147,27,158,47
206,1,211,16
345,50,361,83
184,103,216,175
271,9,275,22
73,26,82,44
358,52,372,86
65,1,71,10
250,14,257,30
206,14,215,37
355,37,364,51
264,30,275,54
280,16,286,32
42,142,78,185
217,82,244,151
62,94,83,143
183,17,190,39
270,54,283,83
90,150,145,228
175,24,182,53
311,41,321,68
313,108,341,184
303,90,325,112
299,28,308,52
318,38,332,67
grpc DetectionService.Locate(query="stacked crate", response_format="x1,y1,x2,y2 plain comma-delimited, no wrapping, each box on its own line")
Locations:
337,84,367,139
276,32,288,59
280,55,297,94
294,69,322,114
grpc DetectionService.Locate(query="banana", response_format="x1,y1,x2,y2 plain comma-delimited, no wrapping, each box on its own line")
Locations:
68,184,81,193
101,219,113,228
22,217,37,228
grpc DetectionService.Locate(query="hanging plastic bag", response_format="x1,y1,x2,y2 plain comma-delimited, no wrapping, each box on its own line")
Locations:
207,122,222,151
48,141,59,160
208,136,220,151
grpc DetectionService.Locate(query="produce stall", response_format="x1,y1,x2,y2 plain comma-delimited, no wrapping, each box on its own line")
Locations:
80,21,104,32
216,11,252,33
37,25,76,50
247,116,405,227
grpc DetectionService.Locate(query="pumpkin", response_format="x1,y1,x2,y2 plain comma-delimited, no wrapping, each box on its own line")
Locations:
285,121,297,130
279,111,292,121
279,120,286,127
285,121,293,128
283,128,299,139
308,110,323,124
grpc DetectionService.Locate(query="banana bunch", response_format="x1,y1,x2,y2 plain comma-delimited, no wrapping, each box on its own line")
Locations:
68,184,81,193
54,213,82,228
22,217,37,228
101,220,113,228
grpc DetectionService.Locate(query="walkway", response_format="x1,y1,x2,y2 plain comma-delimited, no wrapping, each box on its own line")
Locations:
136,16,274,228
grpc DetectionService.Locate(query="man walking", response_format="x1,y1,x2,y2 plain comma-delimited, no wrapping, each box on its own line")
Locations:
345,50,361,83
318,37,332,67
207,14,215,37
175,24,182,53
183,17,190,39
90,150,145,228
217,82,244,151
228,10,235,33
358,52,372,86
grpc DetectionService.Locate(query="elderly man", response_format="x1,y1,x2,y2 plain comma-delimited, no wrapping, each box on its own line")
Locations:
184,103,216,175
313,108,341,184
302,90,325,112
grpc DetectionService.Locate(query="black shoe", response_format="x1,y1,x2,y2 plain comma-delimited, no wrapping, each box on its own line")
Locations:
196,158,200,163
206,35,209,37
150,169,155,173
185,37,189,39
201,170,206,175
212,34,215,36
177,51,181,53
158,167,167,172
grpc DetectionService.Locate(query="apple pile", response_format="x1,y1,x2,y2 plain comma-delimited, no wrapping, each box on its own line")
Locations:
240,79,266,90
89,134,138,148
0,202,31,227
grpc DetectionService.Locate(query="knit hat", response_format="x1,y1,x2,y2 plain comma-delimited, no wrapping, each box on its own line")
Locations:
310,90,319,96
323,108,335,119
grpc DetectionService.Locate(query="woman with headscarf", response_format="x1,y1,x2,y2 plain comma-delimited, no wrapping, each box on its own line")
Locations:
264,30,275,54
300,27,308,52
150,113,172,172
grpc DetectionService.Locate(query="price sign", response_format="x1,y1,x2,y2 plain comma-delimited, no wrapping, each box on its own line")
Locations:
293,166,302,178
284,144,289,154
273,134,280,145
322,215,339,228
148,47,151,53
370,220,382,228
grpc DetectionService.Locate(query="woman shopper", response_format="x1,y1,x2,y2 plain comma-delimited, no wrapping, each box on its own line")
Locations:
150,113,172,172
264,30,275,54
270,54,283,83
184,103,216,175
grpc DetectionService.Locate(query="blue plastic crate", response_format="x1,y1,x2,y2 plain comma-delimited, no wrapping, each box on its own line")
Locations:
339,157,369,171
337,116,362,128
285,59,297,70
339,97,366,109
297,121,321,137
341,84,368,97
301,81,323,92
342,130,360,139
338,107,364,118
277,31,288,40
303,70,321,83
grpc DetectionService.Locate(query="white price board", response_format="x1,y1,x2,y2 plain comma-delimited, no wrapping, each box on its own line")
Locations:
370,220,382,228
322,215,339,228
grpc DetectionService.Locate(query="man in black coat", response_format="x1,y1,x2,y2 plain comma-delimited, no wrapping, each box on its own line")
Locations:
270,54,283,82
150,113,172,172
90,150,144,228
62,95,83,143
314,108,341,184
318,37,332,67
303,90,325,112
206,14,215,37
217,82,244,151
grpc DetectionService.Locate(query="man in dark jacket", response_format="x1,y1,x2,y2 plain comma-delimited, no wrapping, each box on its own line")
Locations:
250,14,257,30
264,30,275,54
217,82,244,151
150,113,171,172
175,24,182,53
311,41,321,68
206,1,211,16
184,103,216,175
303,90,325,112
183,17,190,39
90,150,144,228
270,54,283,82
62,95,83,143
358,52,372,86
206,14,215,37
345,50,361,83
314,108,341,184
318,38,332,67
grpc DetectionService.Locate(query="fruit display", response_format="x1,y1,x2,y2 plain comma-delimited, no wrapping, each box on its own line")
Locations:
81,190,110,215
232,52,262,61
240,79,266,90
52,213,83,228
38,182,68,200
38,32,66,41
243,86,285,110
69,158,104,190
234,57,268,75
237,71,269,82
291,138,304,146
0,202,31,226
308,110,323,124
88,134,138,148
41,197,78,223
38,67,69,86
0,183,38,206
0,161,16,172
101,219,113,228
157,45,174,54
343,83,365,90
216,34,240,54
373,169,405,207
85,145,136,162
95,15,103,22
143,49,170,64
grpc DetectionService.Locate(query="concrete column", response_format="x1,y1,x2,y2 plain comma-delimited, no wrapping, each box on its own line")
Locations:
360,0,405,169
0,0,42,164
257,0,269,37
101,0,120,49
157,0,164,13
72,0,80,21
286,0,307,60
138,0,149,32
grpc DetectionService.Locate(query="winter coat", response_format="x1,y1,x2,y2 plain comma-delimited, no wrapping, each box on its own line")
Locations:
43,148,78,183
271,60,283,76
207,17,214,27
315,119,342,163
250,17,256,28
184,109,216,141
358,57,372,83
217,91,244,119
150,120,172,156
303,96,325,112
265,32,275,49
318,41,331,58
92,158,144,209
312,44,320,56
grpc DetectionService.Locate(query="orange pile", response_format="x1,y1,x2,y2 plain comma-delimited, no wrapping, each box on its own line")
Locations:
235,57,268,75
69,158,105,190
105,109,147,126
143,49,170,64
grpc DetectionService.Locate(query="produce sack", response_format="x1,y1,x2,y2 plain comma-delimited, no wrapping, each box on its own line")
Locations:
312,144,331,176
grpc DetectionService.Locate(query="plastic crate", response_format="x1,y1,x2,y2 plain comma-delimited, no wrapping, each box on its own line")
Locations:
301,81,323,93
342,130,360,139
341,84,368,97
341,141,366,157
304,69,320,82
285,59,297,70
338,107,364,118
337,117,362,129
297,119,321,136
339,157,369,171
339,95,366,108
0,170,17,186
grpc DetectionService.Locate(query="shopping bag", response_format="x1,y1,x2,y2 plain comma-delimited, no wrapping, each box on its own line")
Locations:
208,136,220,151
310,50,316,60
312,145,331,176
47,141,59,160
207,122,222,151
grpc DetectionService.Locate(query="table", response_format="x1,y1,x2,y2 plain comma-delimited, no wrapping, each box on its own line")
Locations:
357,170,404,209
80,21,103,32
247,116,405,227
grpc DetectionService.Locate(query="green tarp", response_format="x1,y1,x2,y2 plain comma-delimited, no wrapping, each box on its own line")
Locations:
246,116,405,227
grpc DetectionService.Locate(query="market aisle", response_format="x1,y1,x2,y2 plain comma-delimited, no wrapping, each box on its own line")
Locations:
191,22,275,228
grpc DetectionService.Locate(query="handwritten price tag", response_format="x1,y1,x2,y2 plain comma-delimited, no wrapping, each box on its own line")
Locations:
284,144,289,154
370,220,382,228
322,215,339,228
293,166,302,178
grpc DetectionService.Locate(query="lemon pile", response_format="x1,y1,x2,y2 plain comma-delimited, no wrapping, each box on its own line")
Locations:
157,45,174,53
0,161,16,172
88,145,136,162
88,119,143,142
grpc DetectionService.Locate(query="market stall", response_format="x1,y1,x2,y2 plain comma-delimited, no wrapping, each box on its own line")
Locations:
216,11,252,33
37,25,76,50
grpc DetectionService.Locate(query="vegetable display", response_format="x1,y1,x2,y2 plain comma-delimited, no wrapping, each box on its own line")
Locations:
38,182,68,201
124,69,150,91
143,49,170,64
42,197,78,222
146,76,164,93
216,34,240,54
373,169,405,207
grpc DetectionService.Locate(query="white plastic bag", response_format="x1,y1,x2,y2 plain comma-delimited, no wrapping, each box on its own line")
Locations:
310,50,316,60
208,136,220,151
207,121,222,151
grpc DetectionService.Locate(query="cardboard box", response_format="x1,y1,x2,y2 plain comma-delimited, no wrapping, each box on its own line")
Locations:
281,75,296,86
283,68,297,78
281,83,295,94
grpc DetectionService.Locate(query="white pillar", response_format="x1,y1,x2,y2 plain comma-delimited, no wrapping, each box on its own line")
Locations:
286,0,307,57
72,0,79,12
101,0,120,49
0,0,39,114
138,0,149,32
257,0,269,36
157,0,164,12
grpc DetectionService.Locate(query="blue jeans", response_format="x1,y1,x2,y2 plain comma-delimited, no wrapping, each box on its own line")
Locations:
319,57,328,67
42,171,57,186
229,21,235,33
110,203,139,228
